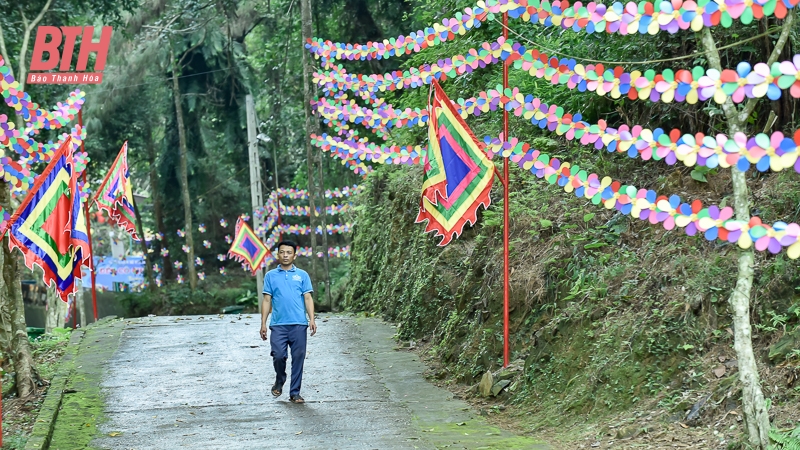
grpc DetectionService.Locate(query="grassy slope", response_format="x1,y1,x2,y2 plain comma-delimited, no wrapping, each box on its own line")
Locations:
344,159,800,446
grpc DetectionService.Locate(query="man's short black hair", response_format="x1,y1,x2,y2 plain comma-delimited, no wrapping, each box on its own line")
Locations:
276,240,298,253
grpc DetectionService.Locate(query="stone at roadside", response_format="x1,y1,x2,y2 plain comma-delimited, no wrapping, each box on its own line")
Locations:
493,359,525,382
769,327,800,362
479,371,494,397
615,425,642,439
491,379,511,397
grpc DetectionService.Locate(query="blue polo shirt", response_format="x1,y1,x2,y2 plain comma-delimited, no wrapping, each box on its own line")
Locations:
263,265,313,326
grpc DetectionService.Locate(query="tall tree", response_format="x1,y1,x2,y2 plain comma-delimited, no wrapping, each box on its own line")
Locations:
301,0,321,282
700,12,796,449
146,121,174,282
170,45,200,290
0,0,55,398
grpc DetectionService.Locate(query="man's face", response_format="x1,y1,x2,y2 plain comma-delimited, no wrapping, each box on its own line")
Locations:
277,245,296,266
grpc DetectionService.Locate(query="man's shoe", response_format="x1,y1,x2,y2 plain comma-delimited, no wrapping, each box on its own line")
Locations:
289,395,305,404
271,383,282,397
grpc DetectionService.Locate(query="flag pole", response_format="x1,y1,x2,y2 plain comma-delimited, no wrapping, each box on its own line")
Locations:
502,10,510,368
78,111,99,322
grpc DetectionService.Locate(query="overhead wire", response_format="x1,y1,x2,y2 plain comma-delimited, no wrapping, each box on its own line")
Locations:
88,67,232,94
493,18,781,65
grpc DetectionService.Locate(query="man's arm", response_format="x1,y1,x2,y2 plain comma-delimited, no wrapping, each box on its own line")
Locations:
304,292,317,336
260,294,272,341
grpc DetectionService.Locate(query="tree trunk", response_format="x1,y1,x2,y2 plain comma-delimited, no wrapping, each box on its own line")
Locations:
45,286,59,333
0,190,13,379
300,0,320,278
170,48,197,291
146,126,172,282
699,20,793,447
0,182,39,397
76,278,87,328
317,161,333,309
132,197,155,292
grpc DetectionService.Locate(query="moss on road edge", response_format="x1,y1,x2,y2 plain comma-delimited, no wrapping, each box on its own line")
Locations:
25,318,125,450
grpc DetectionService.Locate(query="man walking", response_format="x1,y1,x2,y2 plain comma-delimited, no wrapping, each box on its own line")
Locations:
259,240,317,404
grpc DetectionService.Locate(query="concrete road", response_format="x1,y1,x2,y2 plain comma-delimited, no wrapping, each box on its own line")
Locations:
88,315,547,450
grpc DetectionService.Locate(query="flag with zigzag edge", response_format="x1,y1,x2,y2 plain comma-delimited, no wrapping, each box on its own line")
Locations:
92,141,139,240
415,79,495,246
1,137,90,301
228,217,271,275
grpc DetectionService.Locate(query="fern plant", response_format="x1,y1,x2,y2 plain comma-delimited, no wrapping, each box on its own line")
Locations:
769,423,800,450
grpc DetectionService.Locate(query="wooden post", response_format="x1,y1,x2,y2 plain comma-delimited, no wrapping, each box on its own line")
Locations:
246,94,265,305
272,146,282,243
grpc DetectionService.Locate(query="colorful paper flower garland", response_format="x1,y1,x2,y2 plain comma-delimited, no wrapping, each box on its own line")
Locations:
315,37,800,105
275,223,353,235
313,89,800,174
312,129,800,257
486,135,800,257
1,56,85,134
271,185,364,199
306,0,800,65
311,133,422,166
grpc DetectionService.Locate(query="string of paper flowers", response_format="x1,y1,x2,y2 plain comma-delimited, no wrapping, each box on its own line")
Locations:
312,130,800,257
311,133,422,166
306,0,800,65
313,89,800,174
1,56,86,162
487,134,800,257
273,185,364,199
274,223,353,235
1,57,85,135
315,37,800,105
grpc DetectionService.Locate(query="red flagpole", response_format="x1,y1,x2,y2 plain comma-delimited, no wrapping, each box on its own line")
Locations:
502,11,510,368
78,111,99,322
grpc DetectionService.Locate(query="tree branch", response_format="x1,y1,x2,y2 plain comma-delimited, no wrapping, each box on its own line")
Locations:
700,28,739,124
18,0,55,92
0,23,14,79
738,10,795,123
177,29,206,68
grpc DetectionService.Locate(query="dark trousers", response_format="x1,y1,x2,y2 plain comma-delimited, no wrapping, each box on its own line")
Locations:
269,325,308,397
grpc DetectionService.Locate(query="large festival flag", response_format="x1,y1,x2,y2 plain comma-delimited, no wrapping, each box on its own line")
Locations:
92,142,139,240
0,138,90,301
415,79,495,246
228,217,271,275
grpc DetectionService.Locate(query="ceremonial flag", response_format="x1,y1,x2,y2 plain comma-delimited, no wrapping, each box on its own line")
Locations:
415,79,495,246
0,138,89,301
228,217,271,275
93,142,139,240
